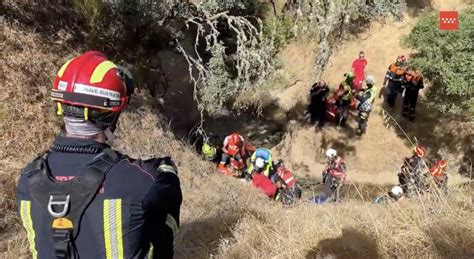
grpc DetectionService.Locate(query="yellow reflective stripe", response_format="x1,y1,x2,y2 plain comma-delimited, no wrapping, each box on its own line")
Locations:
103,199,124,259
90,61,117,84
165,214,178,240
104,200,112,258
115,199,124,258
147,244,154,259
57,58,74,78
158,164,177,175
20,200,38,259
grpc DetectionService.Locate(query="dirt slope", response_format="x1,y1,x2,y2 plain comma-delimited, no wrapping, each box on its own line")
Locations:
271,10,470,186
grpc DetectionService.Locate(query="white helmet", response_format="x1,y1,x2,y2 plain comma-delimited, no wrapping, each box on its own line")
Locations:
390,186,404,197
325,148,337,160
365,75,375,86
255,157,265,169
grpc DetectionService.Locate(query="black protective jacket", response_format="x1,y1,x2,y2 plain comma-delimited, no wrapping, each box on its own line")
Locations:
16,136,182,259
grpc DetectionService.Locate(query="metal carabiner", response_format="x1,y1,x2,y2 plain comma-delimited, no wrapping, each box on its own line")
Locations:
47,195,70,218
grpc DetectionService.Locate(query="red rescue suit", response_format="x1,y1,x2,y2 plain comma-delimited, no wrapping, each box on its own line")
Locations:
252,174,278,198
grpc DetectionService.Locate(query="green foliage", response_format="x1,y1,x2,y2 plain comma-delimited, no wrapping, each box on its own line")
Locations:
199,44,234,114
402,8,474,116
262,15,295,52
356,0,406,21
198,0,265,16
72,0,103,28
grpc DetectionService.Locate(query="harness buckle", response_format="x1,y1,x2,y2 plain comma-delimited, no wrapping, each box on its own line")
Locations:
48,195,71,218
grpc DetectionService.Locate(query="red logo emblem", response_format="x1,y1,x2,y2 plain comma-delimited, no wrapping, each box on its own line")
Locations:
440,11,458,30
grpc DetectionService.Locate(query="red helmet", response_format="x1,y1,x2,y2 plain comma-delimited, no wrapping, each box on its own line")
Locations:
51,51,133,114
414,145,426,158
397,55,407,63
437,159,447,169
228,133,243,147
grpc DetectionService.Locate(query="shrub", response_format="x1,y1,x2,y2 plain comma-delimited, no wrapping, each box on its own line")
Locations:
402,8,474,117
72,0,103,29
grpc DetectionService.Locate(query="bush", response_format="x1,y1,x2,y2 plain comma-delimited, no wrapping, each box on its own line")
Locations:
403,8,474,117
72,0,103,28
262,15,295,52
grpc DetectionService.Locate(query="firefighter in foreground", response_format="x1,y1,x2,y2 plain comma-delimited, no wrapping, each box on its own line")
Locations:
16,51,182,259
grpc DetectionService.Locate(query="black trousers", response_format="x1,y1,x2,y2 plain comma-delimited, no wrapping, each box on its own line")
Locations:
336,99,350,127
403,88,419,119
357,111,370,135
309,101,327,126
387,81,402,108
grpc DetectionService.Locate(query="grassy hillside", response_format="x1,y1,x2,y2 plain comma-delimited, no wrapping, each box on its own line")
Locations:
1,1,473,258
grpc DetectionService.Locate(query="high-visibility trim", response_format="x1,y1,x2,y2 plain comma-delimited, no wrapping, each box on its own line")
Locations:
165,214,179,240
57,58,74,78
103,199,124,259
147,244,154,259
56,102,63,116
90,61,117,84
84,107,89,121
20,200,38,259
285,176,294,184
158,164,177,175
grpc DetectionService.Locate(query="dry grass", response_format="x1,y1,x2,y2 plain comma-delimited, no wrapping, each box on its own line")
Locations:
1,13,474,259
0,22,74,257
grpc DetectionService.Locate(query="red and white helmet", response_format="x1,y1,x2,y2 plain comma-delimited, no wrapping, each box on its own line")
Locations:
397,55,407,63
437,159,447,169
51,51,133,131
414,145,426,158
51,51,133,114
228,133,244,147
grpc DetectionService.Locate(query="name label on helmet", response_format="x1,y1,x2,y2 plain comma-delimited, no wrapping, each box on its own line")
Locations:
73,83,120,101
58,81,68,91
51,91,64,99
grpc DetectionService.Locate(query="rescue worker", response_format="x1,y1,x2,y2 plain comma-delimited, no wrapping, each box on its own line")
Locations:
308,80,330,127
271,159,302,205
398,144,426,195
270,159,296,187
428,159,448,195
336,72,356,127
402,66,424,120
218,133,249,172
351,51,368,91
16,51,182,259
381,55,407,108
372,185,406,204
322,148,347,184
247,148,273,177
355,75,377,136
202,142,218,162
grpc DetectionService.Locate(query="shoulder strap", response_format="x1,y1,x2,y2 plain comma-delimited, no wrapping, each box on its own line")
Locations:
26,148,121,259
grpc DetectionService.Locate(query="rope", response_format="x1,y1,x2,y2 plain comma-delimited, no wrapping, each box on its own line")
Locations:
380,107,416,147
379,107,433,170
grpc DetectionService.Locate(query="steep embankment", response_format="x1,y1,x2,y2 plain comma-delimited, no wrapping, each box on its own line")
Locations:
1,1,473,259
271,10,471,187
